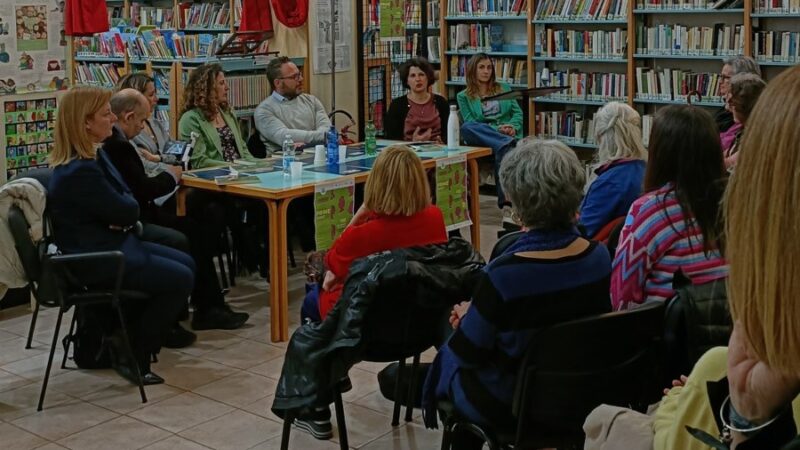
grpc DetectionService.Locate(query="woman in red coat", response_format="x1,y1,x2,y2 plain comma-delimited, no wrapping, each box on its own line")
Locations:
301,145,448,322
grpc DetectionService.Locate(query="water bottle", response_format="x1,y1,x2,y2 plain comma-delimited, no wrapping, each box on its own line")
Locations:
364,120,377,156
326,125,339,165
447,105,460,150
282,134,295,175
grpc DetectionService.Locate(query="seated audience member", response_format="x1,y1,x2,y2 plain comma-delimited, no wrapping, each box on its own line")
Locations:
255,56,331,153
383,58,449,142
103,89,249,332
178,63,256,169
723,73,766,169
611,105,727,311
47,86,193,384
423,139,612,448
456,53,524,229
300,145,448,323
715,56,761,145
115,73,176,176
579,102,647,237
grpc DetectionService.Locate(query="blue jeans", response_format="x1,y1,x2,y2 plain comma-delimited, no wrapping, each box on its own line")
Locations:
301,283,321,323
460,122,515,208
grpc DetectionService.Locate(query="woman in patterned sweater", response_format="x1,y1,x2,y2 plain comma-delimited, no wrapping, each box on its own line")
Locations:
611,105,728,311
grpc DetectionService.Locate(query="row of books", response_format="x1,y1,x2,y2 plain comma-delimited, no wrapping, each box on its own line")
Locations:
534,111,597,145
754,0,800,12
450,56,528,84
533,0,629,20
179,1,230,29
130,3,174,28
535,70,628,100
155,105,170,132
127,30,228,60
635,0,743,9
753,30,800,62
75,63,125,88
447,0,528,16
74,32,126,58
635,24,744,56
153,69,170,96
635,67,724,102
404,0,441,27
535,28,627,58
450,23,498,51
226,74,270,111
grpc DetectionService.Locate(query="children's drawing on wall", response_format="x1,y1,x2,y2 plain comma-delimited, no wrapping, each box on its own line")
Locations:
51,1,63,13
0,17,10,35
0,78,16,94
18,52,32,70
15,5,48,52
0,44,9,63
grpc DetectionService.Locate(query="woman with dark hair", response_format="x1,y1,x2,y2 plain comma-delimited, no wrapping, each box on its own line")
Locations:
610,105,728,311
384,58,449,142
178,63,256,169
723,73,766,169
457,53,524,228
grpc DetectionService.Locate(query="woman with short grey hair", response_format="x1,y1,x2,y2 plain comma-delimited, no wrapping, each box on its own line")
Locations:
425,138,612,447
717,56,762,138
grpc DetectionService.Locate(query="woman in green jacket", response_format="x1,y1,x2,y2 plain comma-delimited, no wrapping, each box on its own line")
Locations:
456,53,523,228
178,63,256,169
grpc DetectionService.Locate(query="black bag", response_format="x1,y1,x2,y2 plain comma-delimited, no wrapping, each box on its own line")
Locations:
63,304,117,369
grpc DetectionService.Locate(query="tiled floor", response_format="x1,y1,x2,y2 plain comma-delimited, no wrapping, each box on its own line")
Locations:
0,196,503,450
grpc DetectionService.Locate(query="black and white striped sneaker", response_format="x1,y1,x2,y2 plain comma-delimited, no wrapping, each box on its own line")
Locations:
293,417,333,440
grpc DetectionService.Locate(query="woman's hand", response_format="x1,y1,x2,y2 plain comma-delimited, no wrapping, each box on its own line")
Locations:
728,324,800,432
449,301,471,329
663,375,688,395
322,270,337,292
498,125,516,137
412,127,433,142
138,147,161,163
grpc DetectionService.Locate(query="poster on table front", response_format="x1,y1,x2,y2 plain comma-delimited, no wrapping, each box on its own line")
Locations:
436,155,472,232
0,0,68,96
314,178,355,251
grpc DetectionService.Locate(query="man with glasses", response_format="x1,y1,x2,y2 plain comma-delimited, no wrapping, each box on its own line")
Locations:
255,56,333,153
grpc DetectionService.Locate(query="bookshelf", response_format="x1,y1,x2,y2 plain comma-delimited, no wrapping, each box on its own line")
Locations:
68,0,309,140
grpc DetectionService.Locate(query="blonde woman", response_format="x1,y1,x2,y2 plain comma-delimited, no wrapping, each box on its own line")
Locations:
720,65,800,449
178,63,255,169
456,53,524,227
579,102,647,237
301,145,448,323
47,87,193,384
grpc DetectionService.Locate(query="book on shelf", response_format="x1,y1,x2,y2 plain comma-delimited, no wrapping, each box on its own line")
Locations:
226,73,270,111
451,23,492,51
635,67,724,102
636,0,743,9
363,28,391,59
234,0,242,24
428,0,441,26
447,0,528,16
405,0,422,27
635,23,743,56
535,110,597,145
125,30,230,60
450,56,527,84
155,105,170,132
153,69,170,96
178,1,230,29
490,24,505,51
753,0,799,12
428,35,441,62
74,31,126,58
754,30,800,63
391,67,406,99
535,70,628,101
642,114,652,147
534,0,628,20
535,28,627,58
75,62,125,88
130,3,175,28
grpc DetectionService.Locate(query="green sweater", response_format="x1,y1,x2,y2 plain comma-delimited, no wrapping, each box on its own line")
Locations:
456,83,524,137
178,108,255,169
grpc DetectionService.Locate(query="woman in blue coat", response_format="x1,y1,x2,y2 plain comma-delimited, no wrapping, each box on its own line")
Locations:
47,86,194,384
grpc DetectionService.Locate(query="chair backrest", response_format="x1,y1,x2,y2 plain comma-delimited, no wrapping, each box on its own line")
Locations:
247,132,269,159
489,230,523,261
9,168,53,188
591,216,625,243
512,301,665,446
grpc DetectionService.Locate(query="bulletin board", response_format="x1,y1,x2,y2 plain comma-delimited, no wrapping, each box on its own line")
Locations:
1,90,63,184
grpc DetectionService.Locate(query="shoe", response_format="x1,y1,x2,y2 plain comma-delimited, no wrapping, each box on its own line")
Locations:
141,372,165,385
163,324,197,349
239,272,270,291
501,205,522,231
293,411,333,440
192,306,250,330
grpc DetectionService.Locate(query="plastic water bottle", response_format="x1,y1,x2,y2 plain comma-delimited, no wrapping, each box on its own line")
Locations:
326,125,339,165
447,105,460,150
282,134,295,175
364,120,377,156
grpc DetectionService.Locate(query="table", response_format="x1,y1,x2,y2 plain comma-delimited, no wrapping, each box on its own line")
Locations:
179,143,492,342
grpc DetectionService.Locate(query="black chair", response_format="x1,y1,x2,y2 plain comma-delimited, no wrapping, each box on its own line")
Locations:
489,230,523,261
7,206,148,411
438,301,665,450
247,132,269,159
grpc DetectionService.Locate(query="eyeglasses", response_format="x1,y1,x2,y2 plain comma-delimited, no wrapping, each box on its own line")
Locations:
279,73,303,81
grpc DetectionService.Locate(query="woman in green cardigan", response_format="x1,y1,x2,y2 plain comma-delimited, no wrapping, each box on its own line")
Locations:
456,53,523,228
178,63,256,169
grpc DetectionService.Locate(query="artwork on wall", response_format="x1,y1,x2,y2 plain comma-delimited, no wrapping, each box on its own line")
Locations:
4,96,56,179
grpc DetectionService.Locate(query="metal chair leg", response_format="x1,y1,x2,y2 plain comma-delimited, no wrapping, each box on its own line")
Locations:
333,388,348,450
280,412,293,450
38,308,64,411
61,314,77,369
405,353,421,422
391,357,407,426
25,301,40,349
440,419,453,450
114,305,147,404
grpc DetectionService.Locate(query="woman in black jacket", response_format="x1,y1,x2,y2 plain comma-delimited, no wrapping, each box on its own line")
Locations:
384,58,449,142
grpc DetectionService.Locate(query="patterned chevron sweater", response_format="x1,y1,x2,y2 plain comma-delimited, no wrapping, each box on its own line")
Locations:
610,183,728,310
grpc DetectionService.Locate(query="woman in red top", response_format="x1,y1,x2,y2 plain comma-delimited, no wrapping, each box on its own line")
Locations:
302,145,448,322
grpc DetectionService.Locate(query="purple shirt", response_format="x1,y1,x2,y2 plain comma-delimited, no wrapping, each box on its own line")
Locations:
403,97,441,141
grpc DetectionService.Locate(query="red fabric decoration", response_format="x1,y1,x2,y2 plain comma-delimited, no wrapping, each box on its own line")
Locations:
270,0,308,28
240,0,273,32
65,0,109,36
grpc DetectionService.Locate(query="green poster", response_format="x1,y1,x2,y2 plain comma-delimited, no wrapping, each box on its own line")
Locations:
379,0,406,39
314,179,356,251
436,156,471,231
